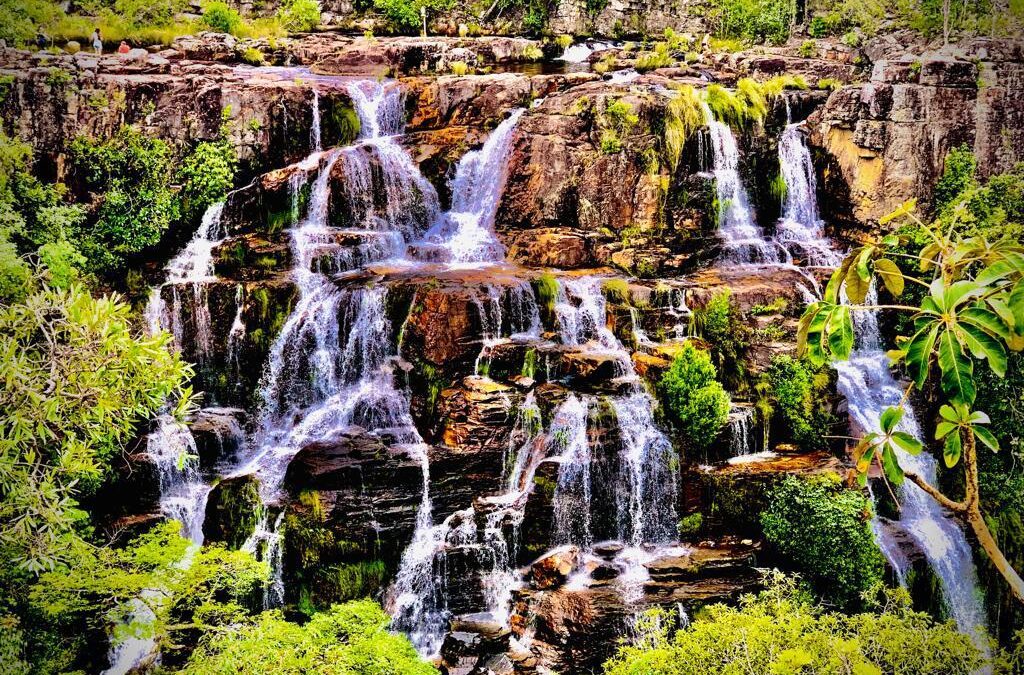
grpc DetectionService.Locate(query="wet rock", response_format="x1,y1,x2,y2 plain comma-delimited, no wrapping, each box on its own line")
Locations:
189,407,246,469
530,546,580,589
204,473,261,549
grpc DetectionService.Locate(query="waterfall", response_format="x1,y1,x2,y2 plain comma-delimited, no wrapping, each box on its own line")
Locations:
834,350,988,637
145,202,226,359
146,415,210,544
702,104,783,265
774,121,840,267
727,406,758,457
552,277,678,547
768,123,989,642
227,284,246,373
423,109,524,265
551,395,596,547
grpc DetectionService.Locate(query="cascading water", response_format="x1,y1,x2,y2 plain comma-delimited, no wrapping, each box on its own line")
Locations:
702,104,782,265
310,88,322,152
770,122,989,643
552,277,678,548
727,406,758,458
423,109,524,264
835,348,988,638
551,395,596,547
774,118,840,267
145,202,226,359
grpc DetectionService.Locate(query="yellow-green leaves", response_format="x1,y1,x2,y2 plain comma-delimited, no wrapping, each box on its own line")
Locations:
935,404,998,468
854,406,924,486
878,198,917,225
873,258,904,296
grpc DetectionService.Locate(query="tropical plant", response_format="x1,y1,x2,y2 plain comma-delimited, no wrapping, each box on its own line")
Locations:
798,196,1024,601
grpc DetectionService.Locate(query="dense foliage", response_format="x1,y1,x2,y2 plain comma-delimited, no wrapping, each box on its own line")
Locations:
659,342,731,451
373,0,454,31
0,283,194,572
761,474,885,608
183,600,437,674
604,573,988,675
760,355,838,450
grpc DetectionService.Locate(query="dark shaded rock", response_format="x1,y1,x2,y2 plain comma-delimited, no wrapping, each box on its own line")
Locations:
204,473,261,549
189,407,246,470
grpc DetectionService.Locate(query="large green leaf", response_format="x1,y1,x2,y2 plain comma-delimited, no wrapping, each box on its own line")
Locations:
856,246,875,282
880,406,903,434
974,426,1000,452
826,305,854,361
961,305,1011,340
905,323,939,389
937,329,975,405
873,258,904,297
881,443,905,485
890,431,923,455
845,263,869,304
958,322,1007,377
943,430,963,468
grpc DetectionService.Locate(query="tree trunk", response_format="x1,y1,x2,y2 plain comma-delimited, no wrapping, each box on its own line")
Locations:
963,430,1024,603
967,505,1024,603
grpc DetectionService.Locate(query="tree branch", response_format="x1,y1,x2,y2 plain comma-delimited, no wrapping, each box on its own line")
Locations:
904,471,967,513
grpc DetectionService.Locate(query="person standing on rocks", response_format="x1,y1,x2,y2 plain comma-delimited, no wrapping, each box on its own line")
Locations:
90,28,102,54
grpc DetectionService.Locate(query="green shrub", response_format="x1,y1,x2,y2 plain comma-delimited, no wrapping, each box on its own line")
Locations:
178,137,238,221
374,0,453,32
761,355,836,450
449,60,469,75
933,143,977,214
0,239,30,304
817,77,843,90
555,34,573,50
241,46,266,65
634,42,673,72
690,289,748,387
659,342,731,450
711,0,793,45
115,0,183,27
70,125,180,271
598,98,639,155
183,599,436,674
203,1,242,34
277,0,320,33
604,572,986,675
798,39,816,57
521,44,543,61
761,474,885,608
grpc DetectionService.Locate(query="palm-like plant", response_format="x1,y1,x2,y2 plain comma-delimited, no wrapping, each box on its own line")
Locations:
798,198,1024,602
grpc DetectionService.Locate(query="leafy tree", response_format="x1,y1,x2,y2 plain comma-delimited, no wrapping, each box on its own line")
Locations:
70,126,180,272
659,342,731,450
0,283,194,572
603,572,987,675
183,599,437,674
373,0,454,32
761,474,885,608
277,0,321,32
798,193,1024,602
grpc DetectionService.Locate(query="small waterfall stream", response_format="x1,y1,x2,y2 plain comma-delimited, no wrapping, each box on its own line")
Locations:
702,104,782,265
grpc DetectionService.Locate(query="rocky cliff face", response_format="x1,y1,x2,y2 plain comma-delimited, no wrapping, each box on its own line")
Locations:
12,31,1023,674
810,38,1024,228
